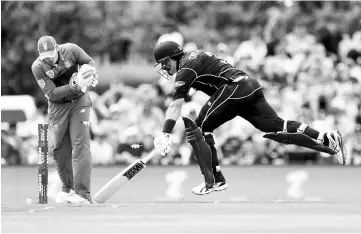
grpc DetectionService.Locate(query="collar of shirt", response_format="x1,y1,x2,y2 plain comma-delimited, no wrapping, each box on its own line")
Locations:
52,50,65,68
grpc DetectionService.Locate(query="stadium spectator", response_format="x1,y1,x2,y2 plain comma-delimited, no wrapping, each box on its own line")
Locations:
234,26,267,75
156,21,184,47
284,21,316,58
217,43,234,66
91,133,114,165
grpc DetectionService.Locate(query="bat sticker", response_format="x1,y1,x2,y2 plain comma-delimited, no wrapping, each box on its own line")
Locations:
123,162,145,179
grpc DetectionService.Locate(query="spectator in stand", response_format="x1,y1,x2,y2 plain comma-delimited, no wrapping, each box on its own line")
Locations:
234,26,267,75
1,125,22,165
115,126,144,164
90,132,114,165
183,42,198,53
315,19,343,60
297,43,336,119
135,100,164,136
156,21,184,47
284,21,316,59
216,43,234,66
263,7,287,56
346,49,361,83
263,42,295,86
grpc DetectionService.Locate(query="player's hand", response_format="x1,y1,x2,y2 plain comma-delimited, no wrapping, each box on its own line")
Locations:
76,64,97,92
154,133,172,156
91,72,99,87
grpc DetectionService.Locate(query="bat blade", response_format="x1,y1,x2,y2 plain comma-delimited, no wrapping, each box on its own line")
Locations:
93,150,158,203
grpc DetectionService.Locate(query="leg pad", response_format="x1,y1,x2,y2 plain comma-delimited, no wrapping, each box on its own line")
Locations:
183,116,214,187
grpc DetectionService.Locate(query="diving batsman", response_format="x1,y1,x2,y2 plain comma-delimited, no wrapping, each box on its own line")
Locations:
32,36,98,204
153,41,347,195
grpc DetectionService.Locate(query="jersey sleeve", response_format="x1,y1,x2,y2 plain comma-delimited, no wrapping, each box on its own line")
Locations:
173,67,197,100
68,43,95,67
31,63,75,101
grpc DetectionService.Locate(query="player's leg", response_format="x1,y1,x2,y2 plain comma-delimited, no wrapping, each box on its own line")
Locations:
189,85,239,194
68,105,92,203
183,116,214,194
204,133,228,191
49,109,74,203
240,88,346,164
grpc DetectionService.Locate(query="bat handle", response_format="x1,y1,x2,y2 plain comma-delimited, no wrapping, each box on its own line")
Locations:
141,150,159,164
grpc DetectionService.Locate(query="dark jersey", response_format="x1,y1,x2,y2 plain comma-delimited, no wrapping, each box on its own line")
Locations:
31,43,95,102
173,50,248,100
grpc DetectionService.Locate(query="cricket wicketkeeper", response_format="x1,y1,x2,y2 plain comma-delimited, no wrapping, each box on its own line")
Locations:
31,36,98,204
153,41,347,195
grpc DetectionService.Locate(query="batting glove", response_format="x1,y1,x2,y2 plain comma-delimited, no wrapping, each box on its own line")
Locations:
154,133,172,156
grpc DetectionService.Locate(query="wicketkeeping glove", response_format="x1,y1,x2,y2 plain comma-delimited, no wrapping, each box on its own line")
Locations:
77,64,98,92
154,133,172,156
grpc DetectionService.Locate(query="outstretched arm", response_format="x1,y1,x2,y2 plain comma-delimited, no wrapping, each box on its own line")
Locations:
163,98,185,128
154,98,185,156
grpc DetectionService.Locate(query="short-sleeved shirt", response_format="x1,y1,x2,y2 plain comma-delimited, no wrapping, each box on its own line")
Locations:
31,43,94,102
173,50,248,100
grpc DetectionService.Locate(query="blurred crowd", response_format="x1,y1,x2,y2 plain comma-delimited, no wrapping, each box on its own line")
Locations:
2,18,361,167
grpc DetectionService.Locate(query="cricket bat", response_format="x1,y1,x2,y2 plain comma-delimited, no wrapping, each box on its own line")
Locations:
93,150,159,203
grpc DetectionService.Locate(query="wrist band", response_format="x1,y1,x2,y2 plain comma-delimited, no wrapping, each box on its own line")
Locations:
162,119,176,133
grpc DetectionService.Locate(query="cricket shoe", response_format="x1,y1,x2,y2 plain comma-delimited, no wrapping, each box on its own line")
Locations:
55,190,75,204
192,182,214,195
326,131,347,165
192,181,228,195
66,194,91,204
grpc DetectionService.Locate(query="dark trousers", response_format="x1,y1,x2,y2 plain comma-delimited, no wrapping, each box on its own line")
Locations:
195,78,284,133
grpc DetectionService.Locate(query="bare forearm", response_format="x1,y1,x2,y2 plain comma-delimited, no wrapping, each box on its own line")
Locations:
165,103,182,121
162,98,184,133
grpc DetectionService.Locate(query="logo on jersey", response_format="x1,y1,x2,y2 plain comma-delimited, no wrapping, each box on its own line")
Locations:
175,81,185,87
38,79,45,89
46,70,55,79
53,124,59,133
42,42,48,50
64,61,71,68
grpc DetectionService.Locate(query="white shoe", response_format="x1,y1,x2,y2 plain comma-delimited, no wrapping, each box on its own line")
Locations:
214,181,229,191
192,181,229,195
326,131,347,165
55,190,75,204
66,194,90,204
192,182,214,195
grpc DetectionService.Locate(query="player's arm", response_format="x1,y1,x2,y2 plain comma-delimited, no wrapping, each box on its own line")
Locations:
154,68,195,156
69,43,95,67
31,64,79,101
69,43,99,89
163,98,185,132
162,67,196,134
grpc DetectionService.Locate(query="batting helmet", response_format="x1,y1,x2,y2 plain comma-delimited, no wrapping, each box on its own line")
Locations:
154,41,183,65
